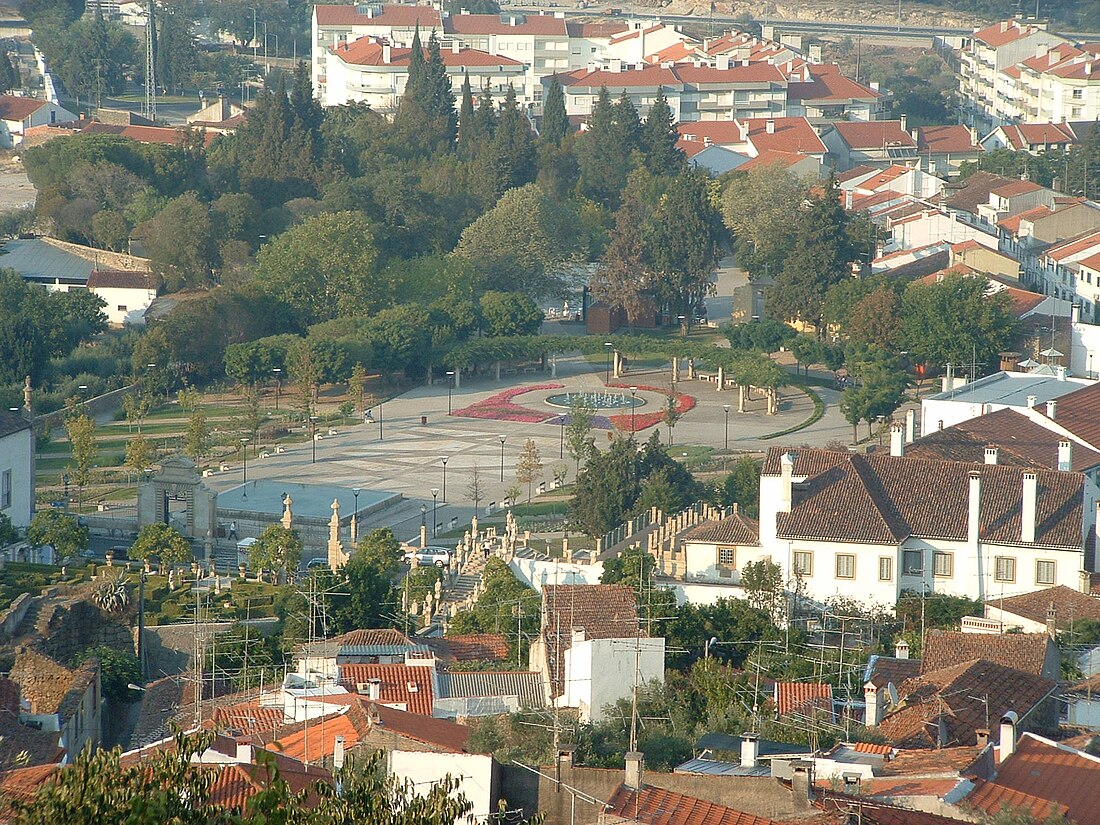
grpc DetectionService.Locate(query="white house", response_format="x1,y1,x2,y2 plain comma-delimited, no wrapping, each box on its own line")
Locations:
0,94,76,148
0,408,34,530
390,750,496,824
86,269,157,326
755,446,1092,607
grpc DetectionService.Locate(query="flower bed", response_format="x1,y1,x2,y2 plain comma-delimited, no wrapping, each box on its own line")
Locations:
451,383,564,423
605,383,697,432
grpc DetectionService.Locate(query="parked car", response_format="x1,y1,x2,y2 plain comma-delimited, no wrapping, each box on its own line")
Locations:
403,547,452,568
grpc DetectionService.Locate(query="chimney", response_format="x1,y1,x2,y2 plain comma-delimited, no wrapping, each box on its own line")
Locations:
451,39,461,53
367,677,382,701
571,627,586,643
1046,603,1057,636
1072,303,1081,324
625,751,644,790
1000,20,1009,32
905,408,916,444
970,126,979,146
999,711,1018,762
737,119,748,142
1047,400,1057,419
716,54,730,70
1027,394,1038,408
1059,440,1072,471
779,451,795,514
1056,365,1067,381
968,471,981,549
333,735,346,770
383,43,392,63
740,733,759,768
766,119,775,134
790,761,813,811
984,446,999,465
890,423,904,457
236,740,253,763
1021,472,1037,544
864,681,883,726
900,114,907,133
976,728,990,748
609,58,622,73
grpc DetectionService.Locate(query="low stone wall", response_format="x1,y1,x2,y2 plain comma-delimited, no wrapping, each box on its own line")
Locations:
39,237,150,271
35,383,141,433
0,593,36,638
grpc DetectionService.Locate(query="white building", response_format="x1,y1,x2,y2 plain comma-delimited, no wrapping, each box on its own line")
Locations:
85,269,157,326
0,409,34,530
322,36,526,110
0,94,76,148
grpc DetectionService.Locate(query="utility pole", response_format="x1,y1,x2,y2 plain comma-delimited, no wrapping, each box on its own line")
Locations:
144,0,157,122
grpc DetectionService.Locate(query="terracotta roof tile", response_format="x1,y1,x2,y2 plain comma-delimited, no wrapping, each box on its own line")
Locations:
337,663,434,715
447,11,566,35
86,269,155,290
984,733,1100,824
332,37,523,67
988,585,1100,628
878,745,983,775
211,703,286,737
864,655,922,688
605,784,786,825
972,20,1040,47
922,630,1054,676
0,95,48,122
1037,381,1100,451
565,21,629,37
761,447,1085,548
990,179,1043,198
966,778,1069,820
0,763,58,803
684,510,760,545
915,125,980,154
426,634,509,662
787,64,882,103
542,585,639,698
0,714,64,769
906,408,1100,472
774,682,832,717
314,4,442,27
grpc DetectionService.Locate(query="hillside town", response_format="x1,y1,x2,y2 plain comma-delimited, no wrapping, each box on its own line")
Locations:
1,0,1100,823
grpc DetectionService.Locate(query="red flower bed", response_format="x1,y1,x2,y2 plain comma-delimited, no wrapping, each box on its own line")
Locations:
451,383,564,423
605,384,697,432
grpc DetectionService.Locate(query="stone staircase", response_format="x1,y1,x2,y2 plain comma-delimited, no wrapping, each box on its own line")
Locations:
426,551,490,630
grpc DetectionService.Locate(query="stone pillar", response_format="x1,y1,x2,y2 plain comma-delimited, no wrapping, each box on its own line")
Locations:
738,384,747,413
454,369,461,388
328,498,347,569
717,366,725,391
671,357,679,383
613,351,623,379
495,360,502,381
688,359,696,380
420,522,427,548
204,530,213,566
22,376,32,416
350,512,358,545
563,537,571,561
551,355,557,378
768,389,778,415
281,495,294,530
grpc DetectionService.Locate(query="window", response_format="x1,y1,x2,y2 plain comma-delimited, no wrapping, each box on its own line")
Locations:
1073,88,1083,99
793,551,812,576
902,549,923,575
835,554,855,579
933,552,953,578
717,546,735,567
0,469,9,509
994,556,1017,582
1036,560,1056,586
117,305,127,312
879,557,893,581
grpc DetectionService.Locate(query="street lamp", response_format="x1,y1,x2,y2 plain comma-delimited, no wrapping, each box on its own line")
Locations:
559,415,565,459
446,370,455,414
440,457,449,503
241,437,250,483
272,367,282,410
431,488,439,538
630,386,638,433
723,404,731,451
310,415,319,463
604,341,613,384
352,487,360,540
499,436,506,482
421,503,427,530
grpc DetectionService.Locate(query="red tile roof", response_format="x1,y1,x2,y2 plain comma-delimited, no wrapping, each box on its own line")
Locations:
542,584,640,697
337,663,434,715
332,37,523,67
565,21,629,38
774,682,833,717
0,95,49,122
787,64,882,102
915,125,980,154
427,633,510,662
853,741,893,755
562,62,783,90
1043,229,1100,263
922,630,1055,676
1039,381,1100,449
1047,60,1100,80
0,763,58,802
674,64,786,85
605,784,786,825
86,269,155,290
644,41,702,64
990,585,1100,628
676,137,710,159
985,733,1100,824
966,778,1070,821
743,117,826,155
446,12,566,35
997,205,1053,234
990,179,1043,198
684,509,760,545
829,120,916,150
314,3,442,27
211,703,286,737
972,20,1040,47
761,447,1086,548
907,408,1100,472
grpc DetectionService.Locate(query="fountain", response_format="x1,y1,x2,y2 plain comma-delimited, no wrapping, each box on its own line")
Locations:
545,390,646,410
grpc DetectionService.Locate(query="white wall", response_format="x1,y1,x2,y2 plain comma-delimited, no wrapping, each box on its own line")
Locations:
93,286,157,326
0,427,34,529
890,212,998,253
389,751,496,824
1066,695,1100,730
561,637,664,723
507,556,602,592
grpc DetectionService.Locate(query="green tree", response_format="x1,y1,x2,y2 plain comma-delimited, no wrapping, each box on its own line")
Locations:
712,457,761,518
640,90,683,175
456,72,478,159
348,362,369,413
136,192,218,292
27,509,87,562
124,435,155,481
516,438,543,502
740,560,786,623
254,211,381,326
601,544,656,588
479,291,543,337
154,8,197,94
577,86,635,209
130,523,192,566
848,284,903,351
447,557,540,664
900,274,1018,369
66,413,97,508
394,27,456,155
73,646,141,702
0,512,18,546
540,74,568,147
488,84,536,196
183,408,210,461
250,524,303,580
789,335,826,375
0,51,18,93
570,436,639,537
564,397,595,474
721,163,806,278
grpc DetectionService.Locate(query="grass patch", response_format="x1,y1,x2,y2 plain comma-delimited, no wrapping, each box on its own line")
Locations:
760,385,824,441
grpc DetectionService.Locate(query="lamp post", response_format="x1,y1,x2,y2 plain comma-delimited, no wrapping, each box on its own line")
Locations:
310,415,319,463
559,415,565,459
446,371,455,414
241,437,249,483
421,503,427,532
272,368,282,410
352,487,360,541
499,435,506,482
604,341,612,384
431,488,439,538
723,404,731,451
630,386,638,433
441,457,449,503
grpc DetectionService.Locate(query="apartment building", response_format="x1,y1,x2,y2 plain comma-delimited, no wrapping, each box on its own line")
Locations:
958,19,1068,131
1036,229,1100,317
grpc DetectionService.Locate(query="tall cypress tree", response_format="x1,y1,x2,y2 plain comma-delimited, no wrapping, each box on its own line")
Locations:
540,74,568,147
290,59,323,137
577,86,633,209
489,84,536,196
424,31,456,146
457,71,477,159
476,86,497,139
612,92,642,152
641,89,683,175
